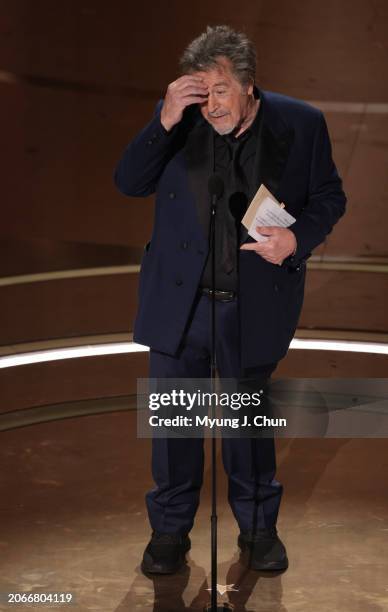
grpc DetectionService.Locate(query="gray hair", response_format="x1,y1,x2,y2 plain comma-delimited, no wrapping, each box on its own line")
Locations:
179,25,256,87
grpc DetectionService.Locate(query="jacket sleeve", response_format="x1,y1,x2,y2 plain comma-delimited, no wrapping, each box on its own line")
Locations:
113,99,179,197
288,111,347,262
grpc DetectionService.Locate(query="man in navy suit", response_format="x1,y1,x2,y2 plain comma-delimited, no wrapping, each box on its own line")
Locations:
114,25,346,575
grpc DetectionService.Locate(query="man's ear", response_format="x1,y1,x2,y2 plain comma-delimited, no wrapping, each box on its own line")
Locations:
247,77,254,96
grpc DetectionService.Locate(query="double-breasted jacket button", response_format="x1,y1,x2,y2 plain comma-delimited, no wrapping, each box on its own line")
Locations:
169,192,176,199
146,133,159,146
181,241,189,250
175,279,183,286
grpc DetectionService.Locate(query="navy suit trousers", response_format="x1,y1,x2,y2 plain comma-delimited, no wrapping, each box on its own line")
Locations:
146,292,283,534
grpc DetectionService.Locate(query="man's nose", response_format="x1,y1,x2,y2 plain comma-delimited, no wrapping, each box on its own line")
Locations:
207,92,219,113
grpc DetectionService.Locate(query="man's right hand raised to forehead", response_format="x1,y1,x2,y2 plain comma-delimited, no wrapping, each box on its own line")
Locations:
160,75,208,132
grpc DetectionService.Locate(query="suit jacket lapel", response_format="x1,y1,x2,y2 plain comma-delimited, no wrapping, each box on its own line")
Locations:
240,90,295,245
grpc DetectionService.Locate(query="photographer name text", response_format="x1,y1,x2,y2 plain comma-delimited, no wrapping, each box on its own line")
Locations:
148,414,286,429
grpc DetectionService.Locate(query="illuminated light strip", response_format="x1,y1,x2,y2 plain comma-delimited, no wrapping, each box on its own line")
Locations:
0,265,140,287
307,262,388,273
0,339,387,369
291,339,388,354
306,101,388,114
0,342,149,369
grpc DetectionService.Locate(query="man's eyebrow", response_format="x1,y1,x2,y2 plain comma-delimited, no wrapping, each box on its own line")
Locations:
211,81,229,88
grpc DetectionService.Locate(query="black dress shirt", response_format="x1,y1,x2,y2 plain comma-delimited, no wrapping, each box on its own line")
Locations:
200,87,263,291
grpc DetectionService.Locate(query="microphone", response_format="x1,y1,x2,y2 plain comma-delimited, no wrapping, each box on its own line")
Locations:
229,191,248,226
208,174,224,205
229,191,248,242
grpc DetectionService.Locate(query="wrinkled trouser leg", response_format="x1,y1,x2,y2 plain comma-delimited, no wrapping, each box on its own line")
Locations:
145,294,283,534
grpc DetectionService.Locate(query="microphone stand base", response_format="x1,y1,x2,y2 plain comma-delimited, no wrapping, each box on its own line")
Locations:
203,604,235,611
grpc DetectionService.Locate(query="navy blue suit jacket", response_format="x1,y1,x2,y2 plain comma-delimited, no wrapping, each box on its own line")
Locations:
114,90,346,367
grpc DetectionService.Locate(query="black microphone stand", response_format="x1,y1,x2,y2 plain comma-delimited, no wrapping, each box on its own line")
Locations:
204,178,234,612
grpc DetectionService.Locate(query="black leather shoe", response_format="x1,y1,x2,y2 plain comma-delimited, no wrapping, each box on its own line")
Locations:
141,531,191,575
238,527,288,571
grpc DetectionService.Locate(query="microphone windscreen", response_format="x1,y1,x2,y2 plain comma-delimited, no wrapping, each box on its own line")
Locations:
208,174,224,200
229,191,248,223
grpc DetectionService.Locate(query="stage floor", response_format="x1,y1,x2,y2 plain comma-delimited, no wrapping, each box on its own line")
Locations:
0,411,387,611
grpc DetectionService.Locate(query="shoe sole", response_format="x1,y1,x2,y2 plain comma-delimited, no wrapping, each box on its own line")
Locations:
141,538,191,575
245,557,289,571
